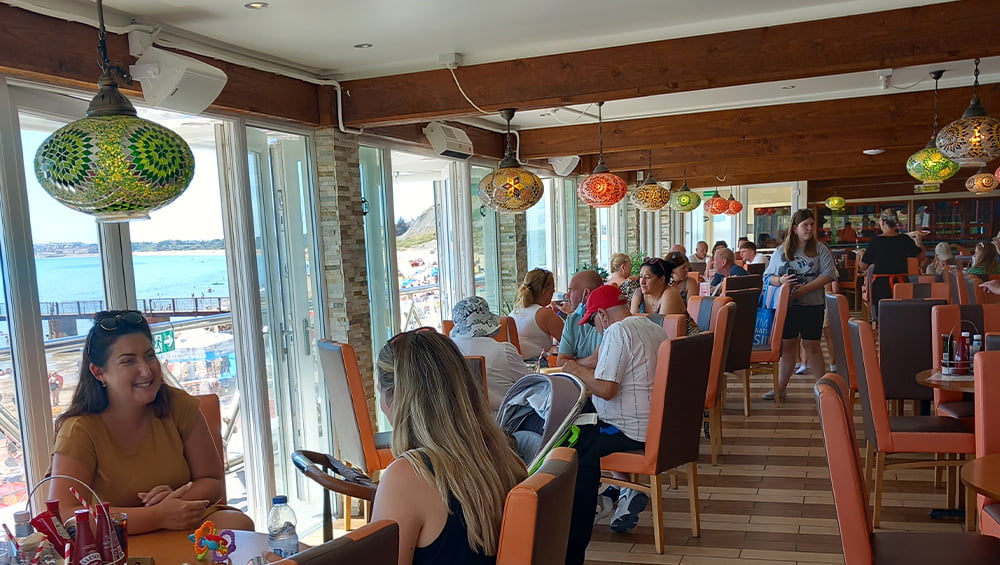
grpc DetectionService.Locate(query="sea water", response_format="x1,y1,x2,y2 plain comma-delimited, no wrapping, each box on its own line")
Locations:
9,253,230,337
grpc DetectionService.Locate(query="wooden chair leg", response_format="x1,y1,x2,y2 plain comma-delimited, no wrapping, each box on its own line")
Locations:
709,407,723,466
946,454,957,510
772,363,781,408
719,373,728,410
344,493,352,531
742,370,752,417
687,462,701,537
670,471,679,490
934,453,943,488
966,478,978,533
863,442,875,492
650,473,665,554
873,452,886,529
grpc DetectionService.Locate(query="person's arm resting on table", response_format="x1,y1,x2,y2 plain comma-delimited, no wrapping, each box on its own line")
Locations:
563,359,619,399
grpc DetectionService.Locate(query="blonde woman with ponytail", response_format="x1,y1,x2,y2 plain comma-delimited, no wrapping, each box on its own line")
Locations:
510,268,564,360
371,329,527,564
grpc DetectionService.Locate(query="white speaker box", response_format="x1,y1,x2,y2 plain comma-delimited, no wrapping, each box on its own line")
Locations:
549,156,580,176
131,46,228,114
423,122,473,159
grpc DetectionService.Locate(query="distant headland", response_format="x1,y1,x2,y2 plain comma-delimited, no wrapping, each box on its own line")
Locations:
35,239,225,258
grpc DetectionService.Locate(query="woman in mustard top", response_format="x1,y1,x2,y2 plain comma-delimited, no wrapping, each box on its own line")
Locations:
49,310,253,534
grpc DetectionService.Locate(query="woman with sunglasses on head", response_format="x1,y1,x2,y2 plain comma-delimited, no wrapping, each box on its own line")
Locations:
761,210,837,401
370,330,526,565
630,258,686,316
48,311,253,535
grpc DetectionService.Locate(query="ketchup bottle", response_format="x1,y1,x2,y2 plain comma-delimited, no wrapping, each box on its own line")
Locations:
72,509,102,565
95,502,125,563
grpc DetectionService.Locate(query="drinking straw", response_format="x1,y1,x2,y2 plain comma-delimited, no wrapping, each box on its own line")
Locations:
68,486,89,510
65,542,72,564
30,542,44,564
3,523,18,551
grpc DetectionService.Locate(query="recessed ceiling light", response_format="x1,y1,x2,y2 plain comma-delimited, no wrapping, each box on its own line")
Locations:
244,2,268,8
353,43,374,49
781,85,796,90
862,148,886,155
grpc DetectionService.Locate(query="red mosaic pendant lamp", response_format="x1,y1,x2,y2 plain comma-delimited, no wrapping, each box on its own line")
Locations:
578,102,628,207
725,192,743,215
704,192,729,215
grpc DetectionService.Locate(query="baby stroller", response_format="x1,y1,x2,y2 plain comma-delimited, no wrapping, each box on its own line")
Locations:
496,372,599,565
496,372,592,472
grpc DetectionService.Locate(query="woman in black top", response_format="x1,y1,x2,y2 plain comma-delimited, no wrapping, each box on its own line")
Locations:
858,209,924,319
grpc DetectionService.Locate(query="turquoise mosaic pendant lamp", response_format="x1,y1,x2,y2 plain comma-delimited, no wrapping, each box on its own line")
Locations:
33,0,194,222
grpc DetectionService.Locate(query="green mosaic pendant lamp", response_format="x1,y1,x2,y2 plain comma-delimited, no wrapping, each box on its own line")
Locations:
33,0,194,222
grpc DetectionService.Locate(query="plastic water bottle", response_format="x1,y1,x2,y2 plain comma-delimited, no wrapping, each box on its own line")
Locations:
267,495,299,558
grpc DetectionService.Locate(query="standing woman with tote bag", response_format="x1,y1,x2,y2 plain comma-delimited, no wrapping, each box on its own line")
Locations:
760,209,837,401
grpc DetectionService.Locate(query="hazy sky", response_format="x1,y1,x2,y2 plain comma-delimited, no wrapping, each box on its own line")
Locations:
22,130,226,244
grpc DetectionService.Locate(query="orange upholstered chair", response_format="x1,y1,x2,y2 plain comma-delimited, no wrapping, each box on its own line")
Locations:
196,394,226,502
892,282,950,301
600,332,714,553
974,352,1000,538
849,319,974,528
443,316,522,354
496,447,578,565
688,296,736,465
825,293,857,409
815,373,1000,564
930,305,1000,421
750,283,791,407
317,340,394,530
271,520,398,564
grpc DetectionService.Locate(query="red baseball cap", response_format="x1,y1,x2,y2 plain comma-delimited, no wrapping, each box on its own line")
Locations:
579,285,628,325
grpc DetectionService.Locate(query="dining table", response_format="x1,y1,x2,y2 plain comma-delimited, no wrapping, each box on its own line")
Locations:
961,452,1000,534
915,368,975,394
129,528,278,564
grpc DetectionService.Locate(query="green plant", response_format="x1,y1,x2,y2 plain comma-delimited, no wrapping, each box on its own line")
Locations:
577,262,609,281
629,250,648,277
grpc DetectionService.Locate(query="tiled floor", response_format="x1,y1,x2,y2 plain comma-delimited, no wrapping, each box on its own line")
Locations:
583,370,968,564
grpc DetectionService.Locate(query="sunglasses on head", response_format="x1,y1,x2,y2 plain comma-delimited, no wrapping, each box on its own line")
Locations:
94,311,146,332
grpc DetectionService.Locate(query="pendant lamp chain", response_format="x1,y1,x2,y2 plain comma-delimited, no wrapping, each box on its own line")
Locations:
931,70,941,135
596,101,608,170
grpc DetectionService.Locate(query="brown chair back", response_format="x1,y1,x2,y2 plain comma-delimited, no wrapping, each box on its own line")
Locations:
273,520,398,564
644,313,686,338
496,447,578,565
690,262,707,275
464,355,488,404
721,288,760,372
824,294,856,393
196,394,225,502
876,299,945,401
648,333,714,472
746,263,766,275
986,333,1000,351
847,319,878,448
720,274,763,294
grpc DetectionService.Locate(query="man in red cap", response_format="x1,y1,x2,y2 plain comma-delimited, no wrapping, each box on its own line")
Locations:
563,284,667,533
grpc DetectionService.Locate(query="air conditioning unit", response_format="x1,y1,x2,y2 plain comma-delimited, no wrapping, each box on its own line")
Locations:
423,122,473,159
130,46,228,114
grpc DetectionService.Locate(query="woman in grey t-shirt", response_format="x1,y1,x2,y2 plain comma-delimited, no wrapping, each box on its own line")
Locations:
761,209,837,400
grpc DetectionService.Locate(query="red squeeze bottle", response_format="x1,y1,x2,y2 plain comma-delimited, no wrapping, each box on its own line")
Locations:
46,499,72,541
71,509,103,565
95,502,125,563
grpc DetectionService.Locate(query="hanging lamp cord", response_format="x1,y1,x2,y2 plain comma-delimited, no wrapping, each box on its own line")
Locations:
95,0,133,84
973,58,981,92
932,74,940,135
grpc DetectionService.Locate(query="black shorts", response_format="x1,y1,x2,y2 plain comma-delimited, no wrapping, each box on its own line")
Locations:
596,421,644,457
782,304,825,341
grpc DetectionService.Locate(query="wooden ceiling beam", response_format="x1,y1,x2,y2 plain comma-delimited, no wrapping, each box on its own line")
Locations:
363,123,505,159
576,123,932,173
339,0,1000,127
519,85,999,159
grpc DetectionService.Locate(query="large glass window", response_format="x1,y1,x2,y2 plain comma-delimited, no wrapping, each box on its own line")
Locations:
746,185,793,250
471,165,502,311
392,151,448,330
525,179,553,270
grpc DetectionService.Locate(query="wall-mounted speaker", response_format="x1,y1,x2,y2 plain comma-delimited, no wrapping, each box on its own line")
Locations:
549,156,580,176
130,46,228,114
423,122,473,159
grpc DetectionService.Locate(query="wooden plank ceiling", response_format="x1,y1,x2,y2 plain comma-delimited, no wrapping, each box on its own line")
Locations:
2,0,999,196
349,0,1000,195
